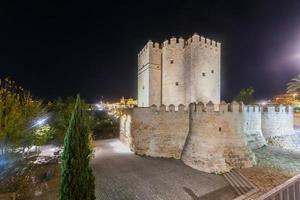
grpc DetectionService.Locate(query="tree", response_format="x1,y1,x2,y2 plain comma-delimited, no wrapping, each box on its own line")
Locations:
0,78,45,155
60,95,95,200
287,74,300,94
234,86,255,104
48,97,96,145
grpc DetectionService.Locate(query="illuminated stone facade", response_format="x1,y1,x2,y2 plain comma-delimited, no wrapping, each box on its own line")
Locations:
120,103,298,173
137,33,220,107
126,33,299,174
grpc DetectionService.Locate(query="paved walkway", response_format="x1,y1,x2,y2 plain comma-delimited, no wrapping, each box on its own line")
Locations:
91,139,236,200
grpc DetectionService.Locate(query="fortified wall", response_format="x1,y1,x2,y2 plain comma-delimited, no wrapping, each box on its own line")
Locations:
120,102,297,173
262,105,300,150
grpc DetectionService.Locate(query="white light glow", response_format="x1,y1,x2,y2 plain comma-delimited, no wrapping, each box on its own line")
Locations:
31,116,48,128
108,140,132,154
261,101,267,106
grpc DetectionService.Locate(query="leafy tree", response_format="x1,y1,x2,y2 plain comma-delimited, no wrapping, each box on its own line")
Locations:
33,124,53,146
0,78,46,155
234,86,255,104
287,74,300,94
93,111,118,139
48,97,96,145
60,95,95,200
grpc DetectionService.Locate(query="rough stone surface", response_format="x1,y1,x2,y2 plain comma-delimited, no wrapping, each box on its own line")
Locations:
137,34,221,107
120,102,298,174
243,105,267,149
294,113,300,126
91,139,237,200
130,106,189,159
181,103,256,173
262,105,300,150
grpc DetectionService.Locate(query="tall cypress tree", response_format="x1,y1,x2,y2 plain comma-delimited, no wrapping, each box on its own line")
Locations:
59,95,95,200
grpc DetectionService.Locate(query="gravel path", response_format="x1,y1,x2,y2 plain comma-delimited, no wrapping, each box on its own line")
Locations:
91,139,236,200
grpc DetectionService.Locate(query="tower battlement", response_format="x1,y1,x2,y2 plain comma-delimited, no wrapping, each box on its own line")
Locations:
158,34,220,50
138,40,161,58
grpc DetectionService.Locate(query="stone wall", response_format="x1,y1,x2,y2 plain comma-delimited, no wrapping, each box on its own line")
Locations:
294,113,300,126
243,105,267,149
181,102,256,173
120,103,298,173
262,105,300,150
129,104,189,159
120,109,132,147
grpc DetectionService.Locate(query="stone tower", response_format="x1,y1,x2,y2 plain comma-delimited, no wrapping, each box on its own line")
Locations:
137,33,221,107
137,41,162,107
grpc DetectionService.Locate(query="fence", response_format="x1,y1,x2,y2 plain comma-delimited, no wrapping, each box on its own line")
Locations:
257,174,300,200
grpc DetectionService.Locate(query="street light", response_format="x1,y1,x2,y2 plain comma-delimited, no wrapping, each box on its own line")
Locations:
31,116,48,128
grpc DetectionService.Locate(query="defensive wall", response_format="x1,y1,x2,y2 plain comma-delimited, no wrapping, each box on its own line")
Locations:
120,102,297,173
262,105,300,150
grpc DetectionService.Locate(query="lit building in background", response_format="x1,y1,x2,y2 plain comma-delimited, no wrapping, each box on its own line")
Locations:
271,93,300,106
95,97,137,118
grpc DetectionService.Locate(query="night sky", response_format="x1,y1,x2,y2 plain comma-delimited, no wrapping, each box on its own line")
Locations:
0,1,300,103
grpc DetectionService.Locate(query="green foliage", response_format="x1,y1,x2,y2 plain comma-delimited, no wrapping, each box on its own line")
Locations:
33,124,53,146
287,74,300,94
48,97,96,145
234,86,255,104
93,111,118,139
0,78,47,154
60,95,95,200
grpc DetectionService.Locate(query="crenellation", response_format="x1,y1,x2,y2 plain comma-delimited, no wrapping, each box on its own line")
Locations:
219,101,228,113
212,40,216,47
163,39,169,47
191,33,200,43
170,37,177,44
245,105,261,112
178,37,184,47
205,38,211,45
159,104,166,111
200,36,206,43
206,101,214,112
169,104,175,112
230,101,240,112
151,104,158,111
196,102,204,112
178,104,185,112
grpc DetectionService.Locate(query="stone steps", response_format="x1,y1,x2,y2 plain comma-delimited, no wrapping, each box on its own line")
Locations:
224,170,259,200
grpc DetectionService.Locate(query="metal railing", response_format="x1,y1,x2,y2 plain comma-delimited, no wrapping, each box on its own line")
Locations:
257,174,300,200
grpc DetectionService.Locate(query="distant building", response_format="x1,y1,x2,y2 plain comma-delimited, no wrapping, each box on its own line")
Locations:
272,93,300,106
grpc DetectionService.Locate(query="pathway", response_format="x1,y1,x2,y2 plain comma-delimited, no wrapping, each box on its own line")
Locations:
91,139,236,200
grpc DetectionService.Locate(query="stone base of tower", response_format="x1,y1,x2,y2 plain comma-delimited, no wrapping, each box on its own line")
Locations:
246,130,267,149
181,136,256,174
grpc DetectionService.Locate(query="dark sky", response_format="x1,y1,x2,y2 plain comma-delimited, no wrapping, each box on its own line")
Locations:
0,1,300,103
